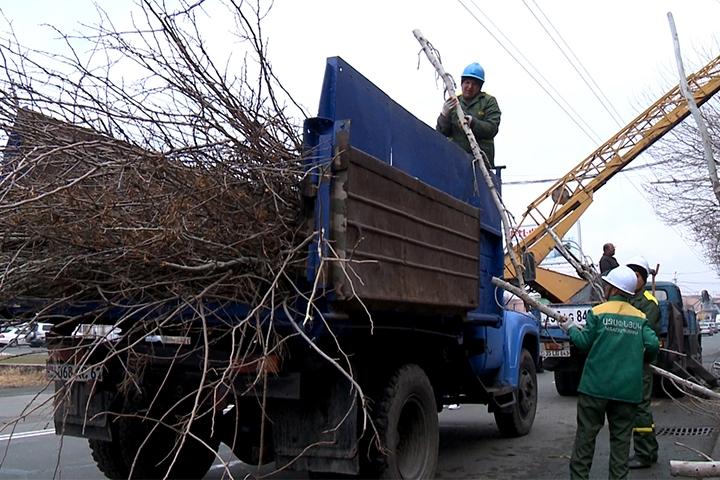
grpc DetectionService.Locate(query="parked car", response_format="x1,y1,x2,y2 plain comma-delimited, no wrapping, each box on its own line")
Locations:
0,326,30,347
25,322,53,347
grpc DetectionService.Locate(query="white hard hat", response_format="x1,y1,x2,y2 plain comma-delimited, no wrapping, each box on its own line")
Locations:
602,265,638,295
626,256,651,276
625,255,650,275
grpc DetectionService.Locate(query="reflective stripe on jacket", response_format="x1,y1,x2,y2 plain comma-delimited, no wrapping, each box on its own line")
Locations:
631,290,660,334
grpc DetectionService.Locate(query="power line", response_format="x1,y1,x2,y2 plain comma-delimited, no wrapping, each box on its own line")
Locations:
454,2,714,269
503,157,674,185
457,0,655,191
522,0,625,127
532,2,707,265
456,0,603,144
516,0,672,206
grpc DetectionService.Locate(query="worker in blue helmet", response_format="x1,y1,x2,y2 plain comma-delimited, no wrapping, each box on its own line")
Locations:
436,62,501,167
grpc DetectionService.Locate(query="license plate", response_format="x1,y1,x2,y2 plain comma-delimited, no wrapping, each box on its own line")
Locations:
540,304,594,328
540,342,571,358
47,363,103,382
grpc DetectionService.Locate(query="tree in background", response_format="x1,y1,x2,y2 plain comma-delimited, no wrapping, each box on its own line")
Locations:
645,96,720,275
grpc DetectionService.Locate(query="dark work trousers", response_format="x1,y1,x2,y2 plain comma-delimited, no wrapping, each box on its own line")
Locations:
632,365,658,463
570,394,637,480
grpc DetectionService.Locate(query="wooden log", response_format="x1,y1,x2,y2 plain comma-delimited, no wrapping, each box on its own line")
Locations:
491,276,567,323
670,460,720,477
668,13,720,204
650,364,720,400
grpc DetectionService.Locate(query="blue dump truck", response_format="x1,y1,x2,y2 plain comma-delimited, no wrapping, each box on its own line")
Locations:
30,57,539,479
540,281,716,396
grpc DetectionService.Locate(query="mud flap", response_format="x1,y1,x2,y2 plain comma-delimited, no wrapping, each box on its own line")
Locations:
270,372,359,475
53,381,112,441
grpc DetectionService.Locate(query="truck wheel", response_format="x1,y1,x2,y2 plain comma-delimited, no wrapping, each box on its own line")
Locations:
221,403,274,465
367,364,438,479
90,405,219,479
554,370,580,396
124,414,218,479
88,438,130,479
494,349,537,437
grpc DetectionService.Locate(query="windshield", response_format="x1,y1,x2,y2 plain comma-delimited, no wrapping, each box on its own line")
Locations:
653,290,668,301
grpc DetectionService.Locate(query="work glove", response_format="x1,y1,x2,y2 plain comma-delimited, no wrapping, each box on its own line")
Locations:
558,316,577,332
441,97,458,117
464,115,474,127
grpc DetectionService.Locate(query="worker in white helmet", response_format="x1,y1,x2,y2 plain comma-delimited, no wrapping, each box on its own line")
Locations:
559,265,659,480
625,256,660,469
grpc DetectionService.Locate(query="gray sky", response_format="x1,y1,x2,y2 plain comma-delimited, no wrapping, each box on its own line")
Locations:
4,0,720,295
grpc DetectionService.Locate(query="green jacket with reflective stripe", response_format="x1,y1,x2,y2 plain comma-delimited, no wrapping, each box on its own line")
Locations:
630,290,660,334
568,295,659,403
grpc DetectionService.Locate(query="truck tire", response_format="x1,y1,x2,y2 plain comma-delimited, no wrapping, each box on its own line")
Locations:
554,370,581,396
221,403,274,465
494,349,537,437
89,404,219,479
366,364,438,479
88,438,129,479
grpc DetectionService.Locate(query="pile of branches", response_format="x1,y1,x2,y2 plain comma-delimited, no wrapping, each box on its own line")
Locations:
1,108,303,304
0,3,374,478
0,0,308,310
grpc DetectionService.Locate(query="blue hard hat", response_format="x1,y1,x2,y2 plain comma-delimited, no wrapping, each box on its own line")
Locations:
462,62,485,82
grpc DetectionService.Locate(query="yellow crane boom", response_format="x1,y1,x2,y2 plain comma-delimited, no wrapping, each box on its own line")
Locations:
506,54,720,303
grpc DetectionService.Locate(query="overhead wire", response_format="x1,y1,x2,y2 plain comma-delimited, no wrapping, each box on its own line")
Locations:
456,0,662,187
460,1,714,272
523,0,625,127
528,6,712,264
516,1,710,268
455,0,603,144
503,158,676,185
518,0,660,191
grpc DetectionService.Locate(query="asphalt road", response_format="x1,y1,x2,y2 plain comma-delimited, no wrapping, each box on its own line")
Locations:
0,335,719,479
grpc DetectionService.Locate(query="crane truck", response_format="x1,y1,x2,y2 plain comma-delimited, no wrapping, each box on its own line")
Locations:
5,57,539,479
505,53,720,395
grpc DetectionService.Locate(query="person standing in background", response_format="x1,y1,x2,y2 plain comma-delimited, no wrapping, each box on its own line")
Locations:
599,243,619,275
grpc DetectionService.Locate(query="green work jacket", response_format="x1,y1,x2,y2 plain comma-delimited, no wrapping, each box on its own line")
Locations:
436,92,501,166
568,295,659,403
630,290,660,334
